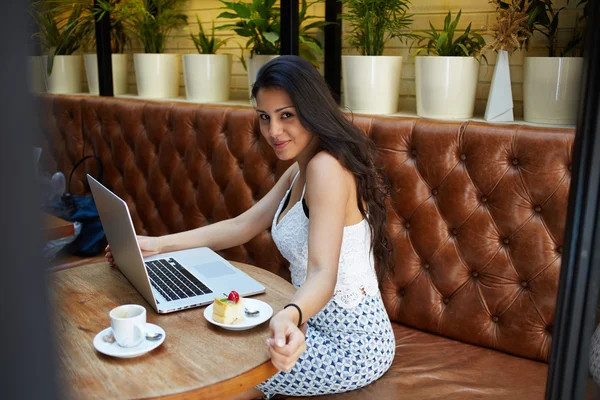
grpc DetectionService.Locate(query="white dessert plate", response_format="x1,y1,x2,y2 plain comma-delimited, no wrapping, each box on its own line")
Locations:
92,323,165,358
204,298,273,331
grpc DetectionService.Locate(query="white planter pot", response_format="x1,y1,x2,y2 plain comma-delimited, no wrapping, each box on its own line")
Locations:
41,55,83,94
84,53,129,95
183,54,232,102
484,50,514,122
342,56,403,115
28,56,45,93
523,57,583,125
134,53,180,99
415,56,480,119
247,55,278,98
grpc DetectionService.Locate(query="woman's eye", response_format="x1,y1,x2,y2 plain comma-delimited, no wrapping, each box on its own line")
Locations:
259,114,270,121
282,112,293,119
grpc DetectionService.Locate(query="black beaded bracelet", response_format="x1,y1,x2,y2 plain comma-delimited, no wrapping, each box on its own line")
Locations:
284,303,303,328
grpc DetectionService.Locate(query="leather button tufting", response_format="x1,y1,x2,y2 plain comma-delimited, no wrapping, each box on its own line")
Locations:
443,298,449,304
492,316,499,323
460,154,467,161
472,271,479,278
557,246,563,254
423,263,430,270
534,205,542,213
398,289,406,297
512,158,519,166
451,228,458,236
503,238,510,245
480,195,488,203
568,164,572,171
411,149,417,157
404,222,411,229
521,281,528,288
432,188,438,196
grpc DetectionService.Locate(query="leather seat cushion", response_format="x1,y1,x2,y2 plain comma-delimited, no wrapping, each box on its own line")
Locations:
277,324,547,399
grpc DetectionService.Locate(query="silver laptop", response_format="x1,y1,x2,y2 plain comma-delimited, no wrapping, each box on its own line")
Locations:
87,174,265,313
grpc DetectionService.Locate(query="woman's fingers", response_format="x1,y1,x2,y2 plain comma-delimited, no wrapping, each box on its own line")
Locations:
270,343,306,373
268,328,306,372
268,329,305,357
104,251,115,266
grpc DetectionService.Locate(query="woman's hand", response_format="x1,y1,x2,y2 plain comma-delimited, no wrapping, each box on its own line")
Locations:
104,235,162,266
267,309,307,373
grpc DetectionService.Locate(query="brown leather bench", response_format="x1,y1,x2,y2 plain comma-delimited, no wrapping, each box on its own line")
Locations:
38,94,573,398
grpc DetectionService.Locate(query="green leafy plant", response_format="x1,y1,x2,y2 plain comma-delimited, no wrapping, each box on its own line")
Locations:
216,0,280,58
30,1,89,74
298,0,332,66
495,0,587,57
33,0,131,56
341,0,419,56
216,0,331,68
413,10,486,59
190,16,228,54
91,0,132,53
117,0,188,54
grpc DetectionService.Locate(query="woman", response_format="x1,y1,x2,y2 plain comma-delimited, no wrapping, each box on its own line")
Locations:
106,55,395,399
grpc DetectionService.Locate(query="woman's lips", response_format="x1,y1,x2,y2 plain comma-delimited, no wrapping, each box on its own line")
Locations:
273,141,290,150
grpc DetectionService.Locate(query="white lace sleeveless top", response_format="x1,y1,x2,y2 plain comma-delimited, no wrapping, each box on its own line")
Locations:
271,171,380,309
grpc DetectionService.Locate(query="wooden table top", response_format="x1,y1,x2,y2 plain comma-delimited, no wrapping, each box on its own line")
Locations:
43,213,75,241
50,261,295,399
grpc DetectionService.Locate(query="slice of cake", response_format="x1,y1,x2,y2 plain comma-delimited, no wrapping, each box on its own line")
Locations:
212,290,245,324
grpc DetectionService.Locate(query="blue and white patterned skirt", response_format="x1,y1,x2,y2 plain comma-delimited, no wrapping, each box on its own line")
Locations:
256,294,396,398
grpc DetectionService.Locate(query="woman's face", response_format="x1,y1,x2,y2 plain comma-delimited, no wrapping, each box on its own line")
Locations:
255,87,315,161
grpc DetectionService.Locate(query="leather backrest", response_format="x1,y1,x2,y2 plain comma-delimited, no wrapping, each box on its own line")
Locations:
39,95,574,362
367,116,573,362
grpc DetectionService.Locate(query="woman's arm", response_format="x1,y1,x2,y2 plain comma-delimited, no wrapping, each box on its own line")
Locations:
268,152,350,371
159,164,298,253
106,164,299,265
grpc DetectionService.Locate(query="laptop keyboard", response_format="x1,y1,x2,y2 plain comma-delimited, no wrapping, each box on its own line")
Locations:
145,258,213,302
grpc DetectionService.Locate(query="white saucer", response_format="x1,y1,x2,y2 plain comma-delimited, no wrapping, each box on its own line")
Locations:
204,298,273,331
93,323,166,358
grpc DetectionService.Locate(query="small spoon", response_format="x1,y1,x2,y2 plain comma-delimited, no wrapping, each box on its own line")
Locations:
245,307,260,317
145,332,163,341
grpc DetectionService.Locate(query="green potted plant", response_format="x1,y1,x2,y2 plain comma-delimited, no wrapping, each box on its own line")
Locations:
32,0,130,95
413,10,486,119
79,0,131,95
30,1,86,94
514,0,587,124
118,0,188,99
183,17,232,102
340,0,418,114
483,0,532,122
217,0,329,97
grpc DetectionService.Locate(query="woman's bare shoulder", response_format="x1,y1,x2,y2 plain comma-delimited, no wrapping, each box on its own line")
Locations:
306,152,352,191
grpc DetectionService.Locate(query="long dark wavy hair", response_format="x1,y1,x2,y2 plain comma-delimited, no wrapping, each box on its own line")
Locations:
252,55,393,283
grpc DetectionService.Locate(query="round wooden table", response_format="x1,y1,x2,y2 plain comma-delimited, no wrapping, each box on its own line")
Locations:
43,212,74,241
50,261,295,399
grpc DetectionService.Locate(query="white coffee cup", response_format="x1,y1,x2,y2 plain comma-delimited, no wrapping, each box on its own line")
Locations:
109,304,146,348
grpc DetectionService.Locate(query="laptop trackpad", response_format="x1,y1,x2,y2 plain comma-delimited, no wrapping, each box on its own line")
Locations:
191,261,236,278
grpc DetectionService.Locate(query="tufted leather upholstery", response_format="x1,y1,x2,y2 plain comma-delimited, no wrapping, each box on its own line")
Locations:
368,118,573,363
39,95,574,383
39,95,292,280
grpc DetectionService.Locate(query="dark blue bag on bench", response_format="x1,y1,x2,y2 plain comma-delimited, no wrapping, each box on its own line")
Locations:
44,156,107,257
